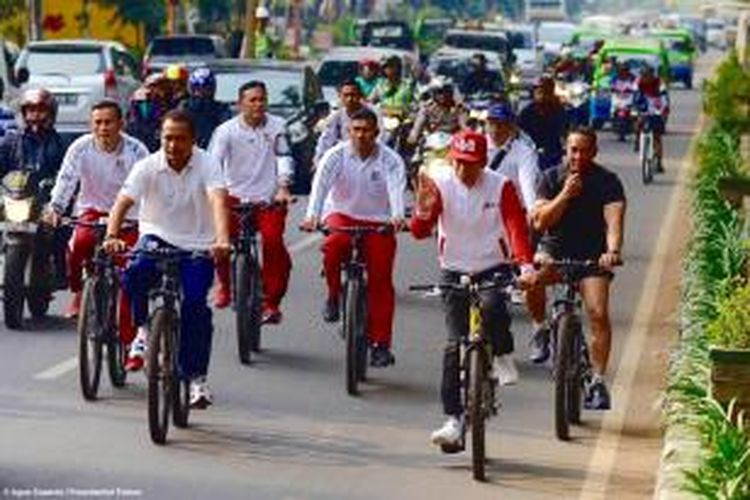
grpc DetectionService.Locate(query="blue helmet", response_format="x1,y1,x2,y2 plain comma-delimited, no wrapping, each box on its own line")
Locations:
487,102,515,122
188,67,216,96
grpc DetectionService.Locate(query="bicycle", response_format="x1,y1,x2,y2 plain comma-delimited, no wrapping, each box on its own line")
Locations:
410,266,515,482
316,225,394,397
547,259,611,441
129,246,210,445
231,201,266,365
70,217,136,401
636,96,667,185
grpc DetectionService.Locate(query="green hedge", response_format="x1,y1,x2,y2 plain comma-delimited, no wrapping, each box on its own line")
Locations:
667,124,750,499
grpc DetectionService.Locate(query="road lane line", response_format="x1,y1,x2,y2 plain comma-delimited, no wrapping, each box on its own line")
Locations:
579,113,705,499
33,356,77,380
34,233,323,381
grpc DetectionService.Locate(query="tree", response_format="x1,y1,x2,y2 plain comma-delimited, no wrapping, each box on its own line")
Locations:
0,0,24,19
99,0,166,41
195,0,232,26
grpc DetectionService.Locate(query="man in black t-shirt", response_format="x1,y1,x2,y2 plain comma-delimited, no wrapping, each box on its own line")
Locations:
528,128,626,411
518,75,569,171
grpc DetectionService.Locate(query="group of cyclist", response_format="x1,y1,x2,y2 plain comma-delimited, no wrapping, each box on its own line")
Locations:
0,46,629,451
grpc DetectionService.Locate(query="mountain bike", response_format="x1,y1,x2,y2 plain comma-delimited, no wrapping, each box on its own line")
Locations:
411,266,515,481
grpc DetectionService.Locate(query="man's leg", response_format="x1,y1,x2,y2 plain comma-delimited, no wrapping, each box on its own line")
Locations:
257,205,292,322
431,270,466,447
116,229,139,346
65,211,102,317
178,256,215,408
579,274,613,410
363,228,396,366
481,279,517,385
320,213,353,321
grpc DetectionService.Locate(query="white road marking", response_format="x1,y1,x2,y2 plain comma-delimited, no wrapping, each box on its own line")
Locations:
579,114,705,498
33,233,323,381
33,356,77,380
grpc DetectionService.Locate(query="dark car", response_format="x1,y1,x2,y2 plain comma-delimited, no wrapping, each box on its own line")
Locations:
211,59,329,194
361,20,415,52
142,35,226,77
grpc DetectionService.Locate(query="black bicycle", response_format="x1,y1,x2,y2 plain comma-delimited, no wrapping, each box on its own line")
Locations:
232,201,266,365
71,217,135,401
316,225,395,396
410,266,515,482
548,259,612,441
130,247,210,445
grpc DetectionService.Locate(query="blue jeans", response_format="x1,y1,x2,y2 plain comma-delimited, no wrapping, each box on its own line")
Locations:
123,235,215,379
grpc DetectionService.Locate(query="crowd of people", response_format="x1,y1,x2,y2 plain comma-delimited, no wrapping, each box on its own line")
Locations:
0,50,628,450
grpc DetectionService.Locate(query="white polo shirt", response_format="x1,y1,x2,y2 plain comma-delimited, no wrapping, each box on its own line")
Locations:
50,133,149,218
120,147,226,251
487,131,540,210
306,141,406,223
208,114,293,202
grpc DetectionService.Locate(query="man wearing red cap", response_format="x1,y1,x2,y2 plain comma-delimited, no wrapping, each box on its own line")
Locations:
301,107,405,368
411,129,537,448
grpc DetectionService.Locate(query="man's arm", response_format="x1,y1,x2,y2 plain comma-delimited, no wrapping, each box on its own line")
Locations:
305,148,341,220
313,114,338,164
603,200,626,254
104,194,135,247
531,172,581,232
500,181,533,265
208,188,231,246
275,131,294,190
387,154,406,221
49,141,83,214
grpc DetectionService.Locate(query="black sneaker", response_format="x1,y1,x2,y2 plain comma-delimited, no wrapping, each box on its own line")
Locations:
529,326,551,364
655,157,665,173
584,378,611,410
370,344,395,368
322,298,340,323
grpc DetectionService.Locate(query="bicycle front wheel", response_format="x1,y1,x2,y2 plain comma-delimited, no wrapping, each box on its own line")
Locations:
235,253,262,364
641,131,653,185
554,313,580,441
148,308,176,444
106,279,127,388
468,346,487,481
78,279,103,401
344,277,366,396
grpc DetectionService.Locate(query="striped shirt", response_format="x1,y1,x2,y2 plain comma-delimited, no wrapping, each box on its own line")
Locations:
306,141,406,223
208,114,294,202
50,133,149,217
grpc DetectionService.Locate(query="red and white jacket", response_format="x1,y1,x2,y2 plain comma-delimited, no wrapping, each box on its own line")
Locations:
410,169,533,274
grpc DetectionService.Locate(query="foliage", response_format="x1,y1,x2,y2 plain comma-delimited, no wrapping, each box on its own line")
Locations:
665,122,750,498
707,280,750,349
99,0,166,40
703,51,750,135
0,0,23,19
330,14,358,46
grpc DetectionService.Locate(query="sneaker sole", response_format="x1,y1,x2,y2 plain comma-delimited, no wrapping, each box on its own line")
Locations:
189,397,213,410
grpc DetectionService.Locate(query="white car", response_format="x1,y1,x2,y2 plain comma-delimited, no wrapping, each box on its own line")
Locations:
15,39,141,135
706,18,728,50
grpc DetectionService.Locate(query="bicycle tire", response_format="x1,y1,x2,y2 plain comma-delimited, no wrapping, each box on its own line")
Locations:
356,288,368,382
468,346,486,481
235,253,252,364
148,308,175,445
249,257,263,353
568,328,583,425
173,378,190,429
78,279,103,401
344,277,364,396
641,132,653,185
106,279,127,388
554,313,578,441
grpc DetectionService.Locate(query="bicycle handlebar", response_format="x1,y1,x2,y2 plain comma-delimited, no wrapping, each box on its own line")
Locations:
126,247,211,260
409,265,518,294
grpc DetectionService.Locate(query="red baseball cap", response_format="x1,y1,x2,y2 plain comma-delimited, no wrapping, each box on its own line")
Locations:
449,129,487,164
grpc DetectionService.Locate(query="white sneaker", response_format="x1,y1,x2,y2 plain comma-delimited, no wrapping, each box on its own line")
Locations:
492,354,519,386
124,328,149,372
189,377,213,409
430,416,463,446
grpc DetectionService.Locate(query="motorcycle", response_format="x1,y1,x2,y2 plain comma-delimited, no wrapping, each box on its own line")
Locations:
0,170,58,329
556,79,590,128
611,87,635,142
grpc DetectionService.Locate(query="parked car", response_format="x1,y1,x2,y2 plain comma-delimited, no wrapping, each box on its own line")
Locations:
15,39,140,138
211,59,329,194
142,34,226,77
316,46,416,106
360,20,416,52
706,17,728,49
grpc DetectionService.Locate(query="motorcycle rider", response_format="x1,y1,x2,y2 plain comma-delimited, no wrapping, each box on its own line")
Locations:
369,55,413,118
611,62,637,95
356,59,382,100
518,75,568,171
634,65,669,171
179,67,231,149
459,53,504,98
125,74,171,152
0,88,67,287
407,81,465,146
